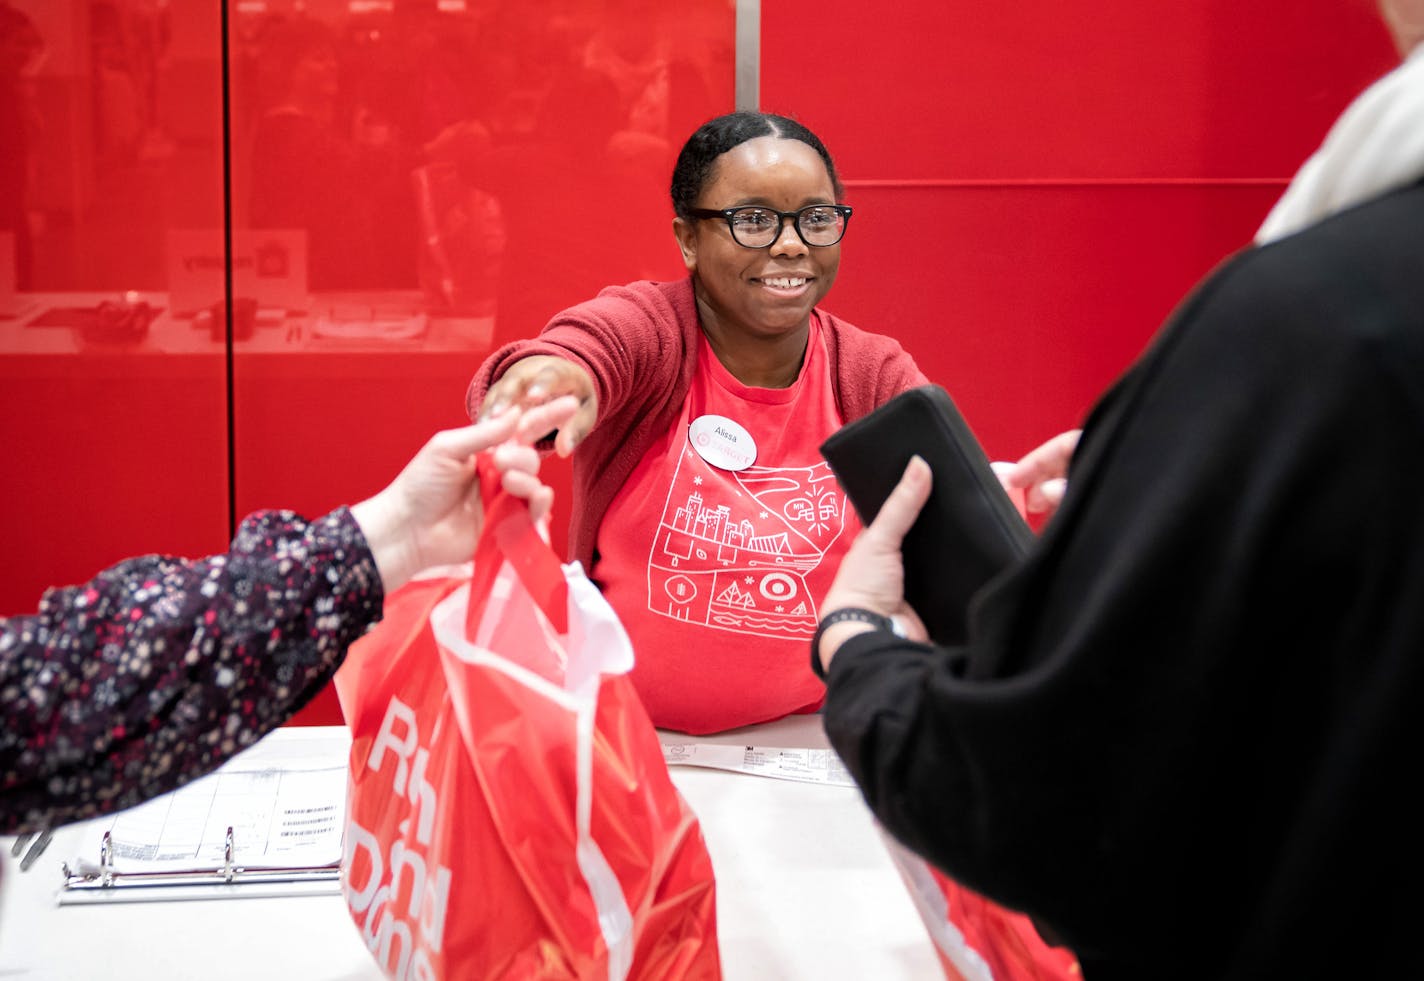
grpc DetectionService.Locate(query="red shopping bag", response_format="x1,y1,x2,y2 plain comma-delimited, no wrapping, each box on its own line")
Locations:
882,835,1080,981
335,459,721,980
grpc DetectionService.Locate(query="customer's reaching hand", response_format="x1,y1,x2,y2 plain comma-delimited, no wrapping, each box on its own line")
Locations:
351,396,579,592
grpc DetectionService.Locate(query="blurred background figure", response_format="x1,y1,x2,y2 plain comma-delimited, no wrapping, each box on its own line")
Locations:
90,0,173,168
246,15,405,290
414,118,505,318
0,1,42,290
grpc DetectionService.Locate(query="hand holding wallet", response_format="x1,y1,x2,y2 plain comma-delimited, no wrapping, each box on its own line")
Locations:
820,385,1033,647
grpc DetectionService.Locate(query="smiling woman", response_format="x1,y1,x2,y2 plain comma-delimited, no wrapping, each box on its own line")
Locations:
465,111,929,734
676,135,846,382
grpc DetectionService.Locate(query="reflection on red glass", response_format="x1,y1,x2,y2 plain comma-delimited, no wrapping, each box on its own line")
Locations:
0,0,733,657
1,3,42,292
226,1,735,724
0,2,229,624
230,0,732,335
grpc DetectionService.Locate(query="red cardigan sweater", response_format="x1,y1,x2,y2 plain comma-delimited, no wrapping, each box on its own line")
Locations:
466,277,928,570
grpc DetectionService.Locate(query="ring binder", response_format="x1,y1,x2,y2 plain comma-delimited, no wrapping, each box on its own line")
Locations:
60,828,341,894
50,727,351,905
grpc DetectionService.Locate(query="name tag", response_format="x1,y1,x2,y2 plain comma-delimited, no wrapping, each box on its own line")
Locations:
688,415,757,472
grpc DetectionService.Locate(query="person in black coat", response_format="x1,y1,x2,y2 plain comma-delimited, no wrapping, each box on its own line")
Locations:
813,3,1424,977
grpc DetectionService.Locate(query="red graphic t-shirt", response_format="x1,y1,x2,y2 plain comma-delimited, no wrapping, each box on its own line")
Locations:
593,316,859,733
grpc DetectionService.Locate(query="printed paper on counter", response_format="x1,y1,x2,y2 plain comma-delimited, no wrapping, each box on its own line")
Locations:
661,743,856,787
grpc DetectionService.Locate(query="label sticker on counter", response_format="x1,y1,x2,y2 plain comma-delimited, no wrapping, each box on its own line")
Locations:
688,414,757,472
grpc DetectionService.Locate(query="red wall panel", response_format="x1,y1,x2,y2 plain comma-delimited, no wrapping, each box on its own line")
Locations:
767,2,1392,181
0,352,228,616
827,183,1284,457
762,0,1398,460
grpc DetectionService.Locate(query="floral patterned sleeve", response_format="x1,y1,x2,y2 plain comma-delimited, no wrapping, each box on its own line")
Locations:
0,507,384,835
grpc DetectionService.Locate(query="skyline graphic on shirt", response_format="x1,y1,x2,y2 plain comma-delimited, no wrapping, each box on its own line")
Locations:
645,446,849,640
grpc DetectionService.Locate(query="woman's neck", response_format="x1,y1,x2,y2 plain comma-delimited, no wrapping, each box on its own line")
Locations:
697,306,810,389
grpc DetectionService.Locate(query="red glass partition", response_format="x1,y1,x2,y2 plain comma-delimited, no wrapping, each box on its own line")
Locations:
0,1,229,616
226,0,734,723
0,0,735,727
227,0,734,529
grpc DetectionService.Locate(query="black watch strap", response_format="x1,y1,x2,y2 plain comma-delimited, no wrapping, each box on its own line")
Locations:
810,607,896,681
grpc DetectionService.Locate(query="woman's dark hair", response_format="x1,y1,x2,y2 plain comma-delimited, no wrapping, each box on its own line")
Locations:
670,111,844,219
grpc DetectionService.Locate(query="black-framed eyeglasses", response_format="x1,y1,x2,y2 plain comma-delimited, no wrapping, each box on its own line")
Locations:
687,204,853,249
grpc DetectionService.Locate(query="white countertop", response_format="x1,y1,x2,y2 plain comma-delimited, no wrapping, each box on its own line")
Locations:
0,718,941,980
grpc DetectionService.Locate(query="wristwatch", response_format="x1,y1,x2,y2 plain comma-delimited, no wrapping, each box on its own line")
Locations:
810,607,896,681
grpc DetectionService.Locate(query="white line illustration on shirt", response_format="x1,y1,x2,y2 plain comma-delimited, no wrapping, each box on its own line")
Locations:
645,446,848,640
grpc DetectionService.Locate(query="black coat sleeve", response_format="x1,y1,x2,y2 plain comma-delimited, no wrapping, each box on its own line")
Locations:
0,508,384,834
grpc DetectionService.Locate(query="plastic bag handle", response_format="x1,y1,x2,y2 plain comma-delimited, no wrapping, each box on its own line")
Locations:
464,454,569,638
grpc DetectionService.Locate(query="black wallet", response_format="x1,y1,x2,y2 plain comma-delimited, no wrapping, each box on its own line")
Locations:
820,385,1033,646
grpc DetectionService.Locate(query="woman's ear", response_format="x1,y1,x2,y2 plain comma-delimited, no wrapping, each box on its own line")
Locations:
672,217,698,272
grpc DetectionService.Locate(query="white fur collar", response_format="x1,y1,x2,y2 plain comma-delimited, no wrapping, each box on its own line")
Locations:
1256,46,1424,244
